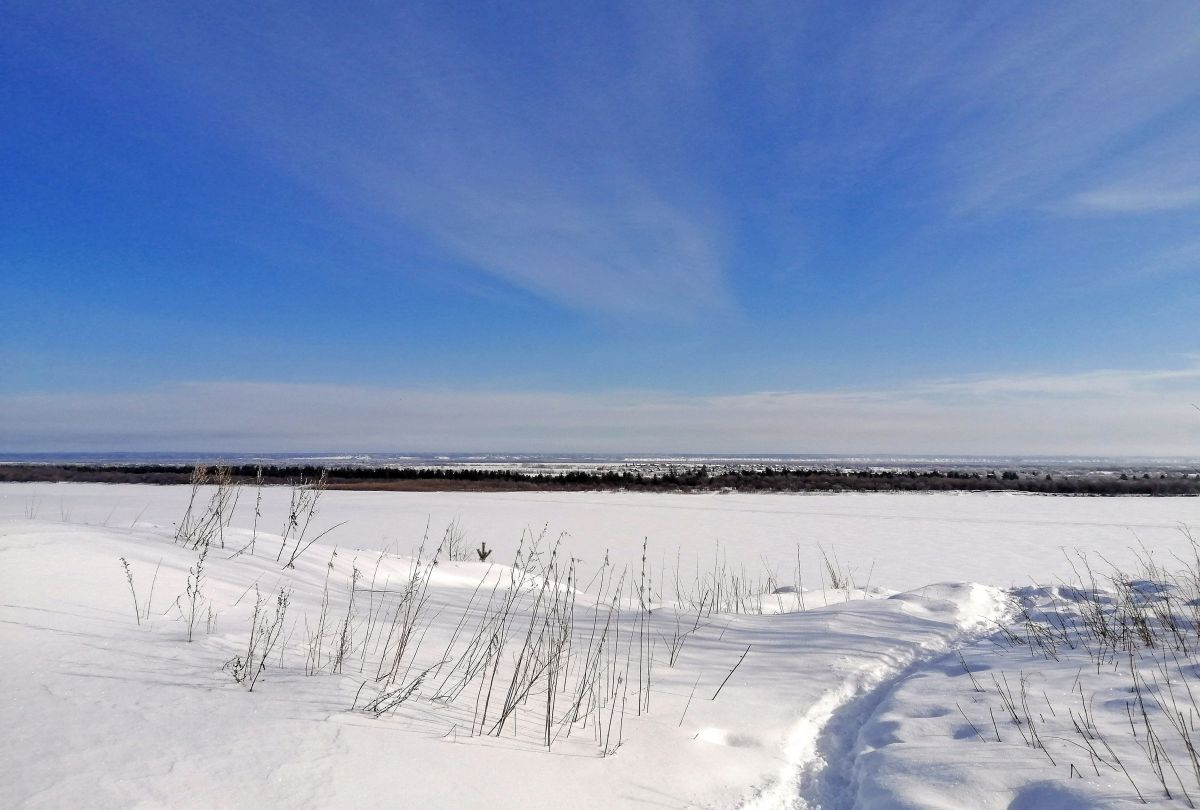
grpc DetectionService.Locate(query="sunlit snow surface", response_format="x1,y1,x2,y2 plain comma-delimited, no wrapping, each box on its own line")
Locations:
3,485,1200,808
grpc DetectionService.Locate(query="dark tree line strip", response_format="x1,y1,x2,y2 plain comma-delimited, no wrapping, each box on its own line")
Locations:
2,463,1198,495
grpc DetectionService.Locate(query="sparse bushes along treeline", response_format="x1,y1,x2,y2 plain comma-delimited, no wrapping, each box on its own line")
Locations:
3,462,1199,495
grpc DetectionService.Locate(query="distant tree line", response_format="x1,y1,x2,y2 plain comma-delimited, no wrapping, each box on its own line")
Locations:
2,463,1199,495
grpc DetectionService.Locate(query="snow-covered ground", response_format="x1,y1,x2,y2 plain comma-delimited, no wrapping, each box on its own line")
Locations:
3,483,1200,808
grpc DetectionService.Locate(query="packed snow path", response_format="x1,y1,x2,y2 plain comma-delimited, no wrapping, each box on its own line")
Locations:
739,584,1009,810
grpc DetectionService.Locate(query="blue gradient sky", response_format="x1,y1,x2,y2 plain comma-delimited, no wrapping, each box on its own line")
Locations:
4,2,1200,452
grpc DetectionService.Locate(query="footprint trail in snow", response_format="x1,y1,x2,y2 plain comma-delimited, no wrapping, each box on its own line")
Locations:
739,583,1009,810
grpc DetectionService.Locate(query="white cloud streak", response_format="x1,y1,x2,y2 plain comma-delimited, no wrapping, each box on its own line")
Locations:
5,367,1200,455
61,3,730,319
1069,186,1200,215
832,3,1200,215
1059,122,1200,215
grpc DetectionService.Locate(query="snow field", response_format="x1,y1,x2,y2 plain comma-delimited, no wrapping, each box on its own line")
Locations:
847,567,1200,809
3,483,1200,808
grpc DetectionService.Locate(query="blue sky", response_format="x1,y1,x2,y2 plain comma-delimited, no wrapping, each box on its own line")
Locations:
4,2,1200,453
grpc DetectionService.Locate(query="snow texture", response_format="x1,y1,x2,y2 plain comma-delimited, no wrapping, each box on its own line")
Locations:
3,484,1200,808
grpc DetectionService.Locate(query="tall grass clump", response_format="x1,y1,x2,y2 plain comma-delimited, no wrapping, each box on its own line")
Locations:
225,586,291,691
179,542,209,642
175,464,239,550
157,489,799,755
294,527,670,754
956,530,1200,806
119,557,141,626
278,471,345,568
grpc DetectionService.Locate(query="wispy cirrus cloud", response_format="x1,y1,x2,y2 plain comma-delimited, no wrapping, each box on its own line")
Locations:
5,3,731,320
1068,185,1200,215
826,2,1200,215
18,1,1198,321
1055,120,1200,215
14,2,731,319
